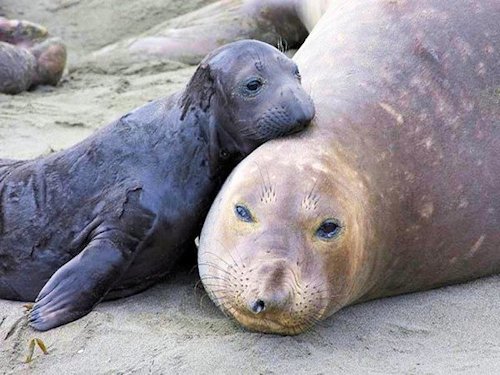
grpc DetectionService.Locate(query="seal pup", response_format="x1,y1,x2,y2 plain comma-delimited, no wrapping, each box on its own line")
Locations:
0,39,315,331
198,0,500,334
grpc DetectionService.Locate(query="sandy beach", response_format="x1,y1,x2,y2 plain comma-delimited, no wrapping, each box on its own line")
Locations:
0,1,499,373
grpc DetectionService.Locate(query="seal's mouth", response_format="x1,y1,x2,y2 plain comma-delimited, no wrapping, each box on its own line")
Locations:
256,116,308,140
207,287,327,335
201,281,326,335
241,106,312,142
199,252,327,335
227,306,324,335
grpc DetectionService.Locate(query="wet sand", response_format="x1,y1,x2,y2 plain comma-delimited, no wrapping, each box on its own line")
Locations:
0,1,499,373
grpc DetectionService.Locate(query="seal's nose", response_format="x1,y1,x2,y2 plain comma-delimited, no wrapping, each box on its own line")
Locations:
247,286,291,315
245,259,294,315
247,291,290,315
290,88,315,130
251,299,266,314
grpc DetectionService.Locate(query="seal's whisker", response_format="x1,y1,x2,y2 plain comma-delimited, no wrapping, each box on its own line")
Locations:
200,275,232,282
209,292,237,303
198,281,231,290
213,238,247,270
198,261,238,277
198,268,236,282
312,289,347,302
309,316,328,330
198,293,215,310
193,279,208,298
213,240,243,268
210,295,238,318
204,289,233,296
203,250,237,269
197,261,238,278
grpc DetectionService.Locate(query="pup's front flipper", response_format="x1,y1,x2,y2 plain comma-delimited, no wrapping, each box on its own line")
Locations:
29,233,137,331
29,187,155,331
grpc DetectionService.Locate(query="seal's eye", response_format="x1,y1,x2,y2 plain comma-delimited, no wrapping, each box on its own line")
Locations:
294,66,301,81
242,78,264,96
316,219,342,240
246,79,262,91
235,204,254,222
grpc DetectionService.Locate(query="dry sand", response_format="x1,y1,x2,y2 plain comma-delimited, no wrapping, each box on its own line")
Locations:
0,1,499,373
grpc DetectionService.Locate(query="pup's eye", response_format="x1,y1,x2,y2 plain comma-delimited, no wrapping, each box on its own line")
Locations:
235,204,254,222
316,219,342,240
246,79,262,91
294,66,301,81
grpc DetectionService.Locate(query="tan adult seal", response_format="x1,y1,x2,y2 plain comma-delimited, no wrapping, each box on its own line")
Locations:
198,0,500,335
93,0,330,64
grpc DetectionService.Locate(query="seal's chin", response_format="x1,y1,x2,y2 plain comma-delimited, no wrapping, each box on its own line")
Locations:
228,308,322,335
199,252,330,335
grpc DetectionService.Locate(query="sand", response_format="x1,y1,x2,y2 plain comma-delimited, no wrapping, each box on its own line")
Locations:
0,1,499,373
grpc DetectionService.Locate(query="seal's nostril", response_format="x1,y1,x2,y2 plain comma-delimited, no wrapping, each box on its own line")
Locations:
292,103,315,131
251,299,266,314
294,116,311,131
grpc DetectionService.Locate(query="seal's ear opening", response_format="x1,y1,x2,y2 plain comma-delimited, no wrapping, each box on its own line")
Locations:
180,62,216,121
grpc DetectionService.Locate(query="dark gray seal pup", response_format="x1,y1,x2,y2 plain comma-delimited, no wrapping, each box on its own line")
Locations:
0,39,315,331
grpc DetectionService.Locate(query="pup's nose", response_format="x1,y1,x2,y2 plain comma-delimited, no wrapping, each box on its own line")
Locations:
290,89,315,130
297,98,315,127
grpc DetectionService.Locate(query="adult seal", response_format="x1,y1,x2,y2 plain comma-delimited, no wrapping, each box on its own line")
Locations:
92,0,330,65
0,17,66,94
198,0,500,334
0,40,314,331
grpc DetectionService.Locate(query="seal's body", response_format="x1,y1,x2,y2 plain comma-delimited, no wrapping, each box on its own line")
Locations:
0,40,314,331
0,42,37,94
93,0,332,65
198,0,500,334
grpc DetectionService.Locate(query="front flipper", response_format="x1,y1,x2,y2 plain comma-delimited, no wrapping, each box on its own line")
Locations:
29,233,135,331
29,187,155,331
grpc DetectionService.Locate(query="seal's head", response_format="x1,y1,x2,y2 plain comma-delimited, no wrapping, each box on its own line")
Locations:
199,138,373,335
0,18,48,47
30,38,67,86
180,39,315,158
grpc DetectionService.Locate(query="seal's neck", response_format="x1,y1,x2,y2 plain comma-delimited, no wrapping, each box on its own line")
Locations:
177,95,242,179
179,60,255,176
